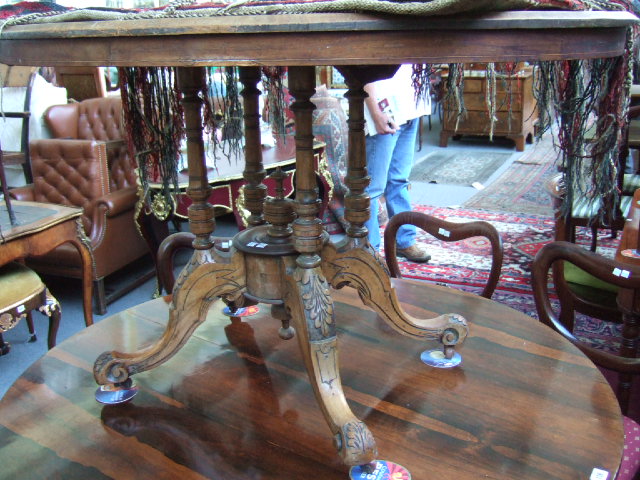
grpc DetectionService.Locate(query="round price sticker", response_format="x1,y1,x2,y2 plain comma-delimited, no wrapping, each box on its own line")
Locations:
349,460,411,480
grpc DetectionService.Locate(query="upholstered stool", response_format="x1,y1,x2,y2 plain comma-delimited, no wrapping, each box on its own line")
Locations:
618,416,640,480
0,262,61,354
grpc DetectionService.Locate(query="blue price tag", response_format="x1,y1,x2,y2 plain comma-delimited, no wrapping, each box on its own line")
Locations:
222,305,259,317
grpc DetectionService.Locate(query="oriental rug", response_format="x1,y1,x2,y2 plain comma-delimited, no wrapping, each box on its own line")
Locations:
462,132,559,216
409,150,513,186
380,204,622,352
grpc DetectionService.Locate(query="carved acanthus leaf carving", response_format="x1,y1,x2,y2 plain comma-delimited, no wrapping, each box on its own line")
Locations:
295,267,334,338
343,420,377,456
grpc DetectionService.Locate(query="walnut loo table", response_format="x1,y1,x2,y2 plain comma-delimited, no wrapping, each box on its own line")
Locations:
1,9,636,469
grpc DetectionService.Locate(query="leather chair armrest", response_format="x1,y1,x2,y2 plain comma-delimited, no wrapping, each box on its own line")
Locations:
8,185,35,201
95,186,138,218
87,186,140,250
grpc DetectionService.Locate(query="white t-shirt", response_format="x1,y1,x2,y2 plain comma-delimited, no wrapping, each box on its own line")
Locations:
364,64,431,136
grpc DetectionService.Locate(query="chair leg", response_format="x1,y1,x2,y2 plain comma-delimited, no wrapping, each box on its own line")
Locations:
47,308,61,350
590,226,598,252
93,278,107,316
25,312,36,342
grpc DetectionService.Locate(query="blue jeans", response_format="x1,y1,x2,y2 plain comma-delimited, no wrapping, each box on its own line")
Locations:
365,118,418,251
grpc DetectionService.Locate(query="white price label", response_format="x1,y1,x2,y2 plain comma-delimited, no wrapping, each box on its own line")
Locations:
590,468,609,480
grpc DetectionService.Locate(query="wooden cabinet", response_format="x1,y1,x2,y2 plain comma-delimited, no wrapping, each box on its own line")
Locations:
439,67,537,151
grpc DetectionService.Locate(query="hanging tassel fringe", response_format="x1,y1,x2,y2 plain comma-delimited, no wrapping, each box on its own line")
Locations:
119,66,184,214
531,24,635,224
118,25,635,228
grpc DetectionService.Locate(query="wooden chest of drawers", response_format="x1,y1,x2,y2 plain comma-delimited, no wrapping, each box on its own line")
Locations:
439,67,537,152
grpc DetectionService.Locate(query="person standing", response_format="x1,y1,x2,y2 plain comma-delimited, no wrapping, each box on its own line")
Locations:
364,64,431,262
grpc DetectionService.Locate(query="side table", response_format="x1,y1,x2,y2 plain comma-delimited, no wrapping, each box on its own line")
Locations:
0,200,94,327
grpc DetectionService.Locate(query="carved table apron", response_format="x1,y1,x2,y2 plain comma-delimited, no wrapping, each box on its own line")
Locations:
1,10,636,467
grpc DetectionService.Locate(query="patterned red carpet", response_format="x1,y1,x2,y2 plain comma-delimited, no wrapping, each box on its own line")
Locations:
381,204,622,351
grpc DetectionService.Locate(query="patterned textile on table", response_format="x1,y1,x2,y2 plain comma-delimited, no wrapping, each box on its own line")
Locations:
1,1,637,21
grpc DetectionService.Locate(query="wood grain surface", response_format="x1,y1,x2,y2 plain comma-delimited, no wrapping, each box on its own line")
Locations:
0,11,636,67
0,279,623,479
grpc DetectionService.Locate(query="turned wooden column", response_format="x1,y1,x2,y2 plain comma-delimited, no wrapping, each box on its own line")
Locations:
288,66,323,262
343,78,370,243
177,67,215,250
617,288,640,412
239,67,267,227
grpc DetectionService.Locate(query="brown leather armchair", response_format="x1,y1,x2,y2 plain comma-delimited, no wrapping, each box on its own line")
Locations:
10,97,152,315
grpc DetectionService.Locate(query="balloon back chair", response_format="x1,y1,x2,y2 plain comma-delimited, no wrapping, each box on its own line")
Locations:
531,241,640,480
383,211,503,299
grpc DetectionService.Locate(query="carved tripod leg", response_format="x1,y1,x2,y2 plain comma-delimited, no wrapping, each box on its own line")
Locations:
321,245,468,356
283,262,377,466
286,66,375,465
93,251,246,386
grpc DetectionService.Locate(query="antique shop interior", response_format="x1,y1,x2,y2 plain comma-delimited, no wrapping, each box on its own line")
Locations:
1,1,640,479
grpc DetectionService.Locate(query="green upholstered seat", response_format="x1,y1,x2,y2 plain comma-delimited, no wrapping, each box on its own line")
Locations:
563,261,620,313
0,261,61,354
564,261,619,293
0,262,44,319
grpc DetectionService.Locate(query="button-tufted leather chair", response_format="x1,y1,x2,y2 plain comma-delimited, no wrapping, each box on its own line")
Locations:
10,97,151,315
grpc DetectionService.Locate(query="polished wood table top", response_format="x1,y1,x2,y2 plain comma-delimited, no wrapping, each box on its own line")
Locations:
0,200,93,327
0,279,623,479
0,11,635,67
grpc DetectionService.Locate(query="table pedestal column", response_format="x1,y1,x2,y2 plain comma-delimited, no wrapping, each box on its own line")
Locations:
93,64,468,467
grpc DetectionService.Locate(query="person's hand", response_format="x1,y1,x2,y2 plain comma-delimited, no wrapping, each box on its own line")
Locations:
364,83,397,135
372,112,398,135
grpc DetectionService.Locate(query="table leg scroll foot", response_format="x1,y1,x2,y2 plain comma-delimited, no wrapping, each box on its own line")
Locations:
284,265,377,466
321,244,469,353
93,251,247,395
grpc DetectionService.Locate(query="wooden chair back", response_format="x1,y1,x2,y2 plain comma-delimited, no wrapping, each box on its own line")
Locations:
0,64,38,184
383,211,503,298
531,240,640,414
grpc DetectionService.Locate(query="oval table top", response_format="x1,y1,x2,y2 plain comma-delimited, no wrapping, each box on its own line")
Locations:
1,11,636,68
0,278,623,479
